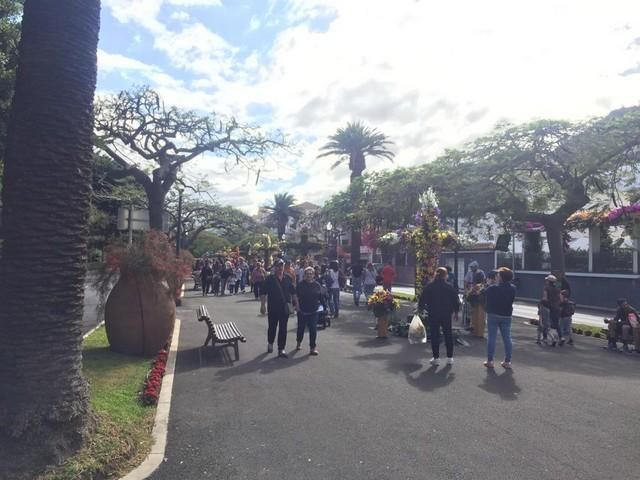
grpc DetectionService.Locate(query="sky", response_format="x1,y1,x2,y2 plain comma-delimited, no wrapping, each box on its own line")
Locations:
98,0,640,215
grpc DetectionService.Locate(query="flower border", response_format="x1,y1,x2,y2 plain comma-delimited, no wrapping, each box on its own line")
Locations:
141,349,169,406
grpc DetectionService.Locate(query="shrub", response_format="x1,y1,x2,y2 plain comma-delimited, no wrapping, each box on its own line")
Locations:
585,330,592,336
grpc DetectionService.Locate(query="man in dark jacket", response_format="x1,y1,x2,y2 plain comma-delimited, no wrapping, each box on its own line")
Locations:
418,267,461,366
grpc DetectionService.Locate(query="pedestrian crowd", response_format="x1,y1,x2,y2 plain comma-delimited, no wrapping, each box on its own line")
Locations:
196,254,640,365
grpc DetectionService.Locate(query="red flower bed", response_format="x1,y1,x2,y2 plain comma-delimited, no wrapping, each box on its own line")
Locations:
141,349,169,406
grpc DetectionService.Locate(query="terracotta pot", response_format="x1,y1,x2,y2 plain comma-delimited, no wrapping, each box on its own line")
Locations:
105,274,176,355
376,314,389,338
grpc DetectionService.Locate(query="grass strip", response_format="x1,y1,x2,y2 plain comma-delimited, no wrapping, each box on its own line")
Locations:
38,327,156,480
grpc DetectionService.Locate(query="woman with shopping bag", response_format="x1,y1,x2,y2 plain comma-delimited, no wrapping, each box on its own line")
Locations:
418,267,461,366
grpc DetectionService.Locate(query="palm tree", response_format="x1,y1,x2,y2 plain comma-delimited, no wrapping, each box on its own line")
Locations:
263,192,301,238
0,1,100,478
318,121,395,264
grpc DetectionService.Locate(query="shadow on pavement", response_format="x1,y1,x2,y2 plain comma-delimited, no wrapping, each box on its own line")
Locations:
478,369,521,400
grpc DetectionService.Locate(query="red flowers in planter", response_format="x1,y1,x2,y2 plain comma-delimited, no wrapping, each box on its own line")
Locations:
141,349,169,406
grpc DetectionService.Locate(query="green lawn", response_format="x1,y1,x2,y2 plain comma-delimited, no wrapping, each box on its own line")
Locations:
38,328,156,480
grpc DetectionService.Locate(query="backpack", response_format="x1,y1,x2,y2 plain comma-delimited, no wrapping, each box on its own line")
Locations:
324,272,335,288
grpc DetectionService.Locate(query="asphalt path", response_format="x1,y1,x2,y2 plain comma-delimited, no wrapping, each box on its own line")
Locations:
149,289,640,480
82,278,103,334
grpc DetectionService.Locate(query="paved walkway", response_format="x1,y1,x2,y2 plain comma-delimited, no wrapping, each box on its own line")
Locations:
147,289,639,480
391,285,607,328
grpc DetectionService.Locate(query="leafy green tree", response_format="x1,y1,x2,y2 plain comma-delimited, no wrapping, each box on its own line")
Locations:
95,86,286,231
465,107,640,272
89,154,146,257
263,192,301,238
165,192,257,251
0,0,23,190
0,1,100,477
318,121,394,264
190,231,231,258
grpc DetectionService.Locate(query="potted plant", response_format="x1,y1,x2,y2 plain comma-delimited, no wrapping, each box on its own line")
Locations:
95,231,192,355
367,286,401,339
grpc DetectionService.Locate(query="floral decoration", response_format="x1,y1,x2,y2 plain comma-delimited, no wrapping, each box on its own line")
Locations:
141,349,169,406
565,203,640,231
377,231,401,246
410,188,455,298
367,286,401,318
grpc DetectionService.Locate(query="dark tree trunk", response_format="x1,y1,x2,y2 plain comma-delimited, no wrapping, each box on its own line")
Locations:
0,1,100,478
148,184,166,231
349,158,365,266
544,219,566,274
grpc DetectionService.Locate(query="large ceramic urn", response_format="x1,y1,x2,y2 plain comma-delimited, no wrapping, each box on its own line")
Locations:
104,273,176,355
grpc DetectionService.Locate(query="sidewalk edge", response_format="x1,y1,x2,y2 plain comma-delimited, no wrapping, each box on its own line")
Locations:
120,318,182,480
82,320,105,339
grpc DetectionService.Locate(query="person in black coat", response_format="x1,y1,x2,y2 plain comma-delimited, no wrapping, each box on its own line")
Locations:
418,267,461,366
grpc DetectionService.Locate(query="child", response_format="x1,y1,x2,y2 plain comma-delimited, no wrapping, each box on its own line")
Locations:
537,301,562,346
559,290,576,346
536,302,549,344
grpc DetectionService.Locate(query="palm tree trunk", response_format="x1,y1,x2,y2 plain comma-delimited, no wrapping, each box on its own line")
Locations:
0,1,100,478
350,228,361,266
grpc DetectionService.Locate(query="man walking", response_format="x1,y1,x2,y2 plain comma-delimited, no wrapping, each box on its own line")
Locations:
418,267,461,366
381,261,396,291
351,261,364,306
261,258,297,358
295,266,324,355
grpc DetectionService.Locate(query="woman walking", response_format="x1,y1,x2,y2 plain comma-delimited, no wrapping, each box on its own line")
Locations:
363,262,377,301
484,267,516,369
252,262,266,299
418,267,461,366
326,260,341,318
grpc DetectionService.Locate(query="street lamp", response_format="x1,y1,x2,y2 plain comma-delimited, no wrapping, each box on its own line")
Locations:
175,187,184,256
325,222,333,260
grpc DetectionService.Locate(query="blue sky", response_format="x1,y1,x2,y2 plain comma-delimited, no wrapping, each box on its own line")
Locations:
98,0,640,214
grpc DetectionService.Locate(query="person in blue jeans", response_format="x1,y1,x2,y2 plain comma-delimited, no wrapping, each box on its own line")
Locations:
483,267,516,369
325,261,341,318
351,262,363,306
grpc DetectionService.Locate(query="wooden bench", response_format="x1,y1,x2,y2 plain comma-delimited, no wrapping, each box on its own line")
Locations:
196,305,246,360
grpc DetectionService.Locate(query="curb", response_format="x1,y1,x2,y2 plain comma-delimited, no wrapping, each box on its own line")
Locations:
120,318,182,480
83,321,105,339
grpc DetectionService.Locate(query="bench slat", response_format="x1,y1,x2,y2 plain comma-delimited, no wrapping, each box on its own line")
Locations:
216,323,229,340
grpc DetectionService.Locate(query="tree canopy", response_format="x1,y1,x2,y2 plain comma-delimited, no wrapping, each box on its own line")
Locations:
0,0,23,189
94,86,286,230
263,192,301,238
319,106,640,273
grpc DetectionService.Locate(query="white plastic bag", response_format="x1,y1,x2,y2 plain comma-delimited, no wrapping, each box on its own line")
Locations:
408,314,427,344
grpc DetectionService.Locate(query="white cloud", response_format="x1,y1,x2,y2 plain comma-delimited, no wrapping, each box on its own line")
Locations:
170,11,191,22
168,0,222,6
101,0,640,214
249,15,261,31
98,49,184,89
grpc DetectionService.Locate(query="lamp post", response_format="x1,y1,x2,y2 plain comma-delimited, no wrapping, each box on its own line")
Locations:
325,221,333,260
175,187,184,257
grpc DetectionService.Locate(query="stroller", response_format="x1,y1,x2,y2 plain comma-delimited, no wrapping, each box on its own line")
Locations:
317,283,331,328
